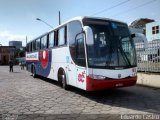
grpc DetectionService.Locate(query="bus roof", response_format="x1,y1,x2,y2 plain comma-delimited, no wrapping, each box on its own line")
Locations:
27,16,126,44
51,16,126,31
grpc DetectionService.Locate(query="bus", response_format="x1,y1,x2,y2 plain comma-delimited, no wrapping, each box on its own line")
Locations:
26,16,138,91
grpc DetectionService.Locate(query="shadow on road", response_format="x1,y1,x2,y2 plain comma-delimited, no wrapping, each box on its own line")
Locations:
37,75,160,114
12,72,21,73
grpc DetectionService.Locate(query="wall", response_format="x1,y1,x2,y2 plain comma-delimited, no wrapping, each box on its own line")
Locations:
137,73,160,88
0,46,15,65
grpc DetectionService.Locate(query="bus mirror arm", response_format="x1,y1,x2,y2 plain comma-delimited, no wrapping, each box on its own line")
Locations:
131,34,136,38
75,31,84,42
131,33,148,48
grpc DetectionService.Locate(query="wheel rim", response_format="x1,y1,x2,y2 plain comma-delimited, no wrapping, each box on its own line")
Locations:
32,67,35,77
58,70,68,89
62,74,65,88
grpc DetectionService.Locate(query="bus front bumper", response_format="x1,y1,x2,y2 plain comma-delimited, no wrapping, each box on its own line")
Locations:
86,76,137,91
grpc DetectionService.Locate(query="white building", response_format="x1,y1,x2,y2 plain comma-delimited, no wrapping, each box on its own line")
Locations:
146,21,160,41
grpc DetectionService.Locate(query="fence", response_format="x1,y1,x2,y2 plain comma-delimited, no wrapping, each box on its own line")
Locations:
135,40,160,73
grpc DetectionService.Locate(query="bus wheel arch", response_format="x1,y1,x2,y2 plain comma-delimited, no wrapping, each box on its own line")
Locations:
58,68,69,90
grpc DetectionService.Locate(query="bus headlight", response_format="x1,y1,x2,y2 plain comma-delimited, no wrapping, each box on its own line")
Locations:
132,67,137,77
88,74,106,80
132,73,137,77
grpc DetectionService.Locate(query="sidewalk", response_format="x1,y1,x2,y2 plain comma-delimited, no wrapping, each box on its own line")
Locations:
137,72,160,88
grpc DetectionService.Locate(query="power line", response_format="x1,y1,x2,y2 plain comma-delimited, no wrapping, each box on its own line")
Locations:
110,0,157,17
91,0,130,16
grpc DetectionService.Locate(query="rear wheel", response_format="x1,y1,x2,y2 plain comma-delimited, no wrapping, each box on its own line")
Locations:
58,69,68,90
32,66,37,78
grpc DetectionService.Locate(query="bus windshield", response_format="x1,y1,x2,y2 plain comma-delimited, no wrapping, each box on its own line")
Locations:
83,19,137,69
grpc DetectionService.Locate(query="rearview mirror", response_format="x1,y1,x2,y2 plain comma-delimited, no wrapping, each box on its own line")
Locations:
83,26,94,45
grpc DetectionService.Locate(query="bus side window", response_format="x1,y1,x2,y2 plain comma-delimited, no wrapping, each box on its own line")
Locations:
49,32,54,48
76,33,86,66
65,26,67,44
32,41,36,52
26,44,29,52
58,27,66,46
54,31,58,46
28,43,31,52
29,42,32,52
35,39,40,50
47,34,49,48
68,21,85,67
41,35,47,49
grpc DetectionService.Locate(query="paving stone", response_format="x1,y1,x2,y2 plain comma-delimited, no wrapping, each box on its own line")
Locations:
0,66,160,120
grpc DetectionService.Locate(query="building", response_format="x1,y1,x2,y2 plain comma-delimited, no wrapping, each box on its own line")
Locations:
129,18,154,30
9,41,22,49
146,21,160,41
145,21,160,56
0,46,15,65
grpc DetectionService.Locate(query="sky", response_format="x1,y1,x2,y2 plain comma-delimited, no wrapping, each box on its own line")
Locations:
0,0,160,46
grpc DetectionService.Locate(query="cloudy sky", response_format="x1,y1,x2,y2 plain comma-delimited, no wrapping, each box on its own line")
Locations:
0,0,160,46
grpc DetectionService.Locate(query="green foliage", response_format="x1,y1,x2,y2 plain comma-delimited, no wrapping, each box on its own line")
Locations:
14,48,26,58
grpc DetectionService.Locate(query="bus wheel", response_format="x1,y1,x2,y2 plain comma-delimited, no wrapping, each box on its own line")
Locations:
32,66,36,78
58,69,68,90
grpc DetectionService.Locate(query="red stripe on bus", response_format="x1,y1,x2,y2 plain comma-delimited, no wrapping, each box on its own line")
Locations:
86,76,137,91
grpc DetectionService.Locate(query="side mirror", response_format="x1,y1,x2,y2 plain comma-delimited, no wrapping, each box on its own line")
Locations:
131,33,148,48
83,26,94,45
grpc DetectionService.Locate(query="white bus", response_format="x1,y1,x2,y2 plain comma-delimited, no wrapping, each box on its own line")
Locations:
26,16,138,91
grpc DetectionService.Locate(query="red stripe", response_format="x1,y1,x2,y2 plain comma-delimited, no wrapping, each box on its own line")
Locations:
26,60,39,62
86,76,137,91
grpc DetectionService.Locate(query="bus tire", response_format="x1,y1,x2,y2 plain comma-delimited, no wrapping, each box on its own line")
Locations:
58,69,68,90
32,66,37,78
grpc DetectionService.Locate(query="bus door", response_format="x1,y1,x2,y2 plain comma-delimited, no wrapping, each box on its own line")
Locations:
75,33,86,90
66,57,77,87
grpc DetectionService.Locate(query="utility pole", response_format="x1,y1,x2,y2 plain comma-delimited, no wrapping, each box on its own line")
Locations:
26,36,27,46
59,11,61,25
36,18,53,29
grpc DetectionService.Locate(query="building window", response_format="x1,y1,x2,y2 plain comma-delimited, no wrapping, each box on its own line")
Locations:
152,26,159,34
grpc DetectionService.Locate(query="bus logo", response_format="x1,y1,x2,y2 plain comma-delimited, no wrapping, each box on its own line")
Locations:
40,50,49,69
78,72,85,83
118,74,121,78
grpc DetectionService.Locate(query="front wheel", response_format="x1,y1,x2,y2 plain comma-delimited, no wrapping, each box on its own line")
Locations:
58,70,69,90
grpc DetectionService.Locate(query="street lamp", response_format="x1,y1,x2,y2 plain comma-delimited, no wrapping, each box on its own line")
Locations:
36,18,53,29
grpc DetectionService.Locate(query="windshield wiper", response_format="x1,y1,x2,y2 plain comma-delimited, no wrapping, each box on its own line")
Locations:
118,46,131,66
106,43,113,67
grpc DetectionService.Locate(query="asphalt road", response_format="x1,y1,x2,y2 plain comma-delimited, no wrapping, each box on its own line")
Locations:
0,66,160,120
